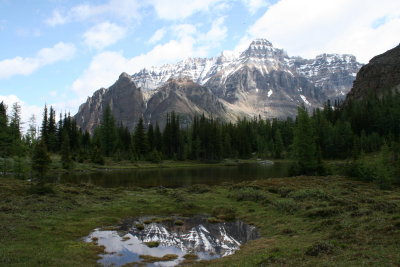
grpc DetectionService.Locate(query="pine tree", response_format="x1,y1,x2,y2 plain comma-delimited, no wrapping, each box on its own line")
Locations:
273,129,284,159
134,117,149,158
0,102,11,157
9,102,24,155
99,105,117,156
147,124,155,151
26,115,37,147
9,102,21,140
31,140,52,180
61,132,73,170
292,106,318,175
154,123,163,152
41,105,49,146
47,106,57,152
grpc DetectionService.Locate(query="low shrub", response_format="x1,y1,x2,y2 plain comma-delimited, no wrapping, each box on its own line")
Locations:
272,199,299,214
27,183,54,195
288,189,330,201
305,241,335,256
228,187,267,202
186,184,210,194
305,207,341,218
211,206,236,221
276,187,294,198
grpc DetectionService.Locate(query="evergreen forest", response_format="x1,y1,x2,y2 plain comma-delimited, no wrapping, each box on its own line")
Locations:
1,91,400,187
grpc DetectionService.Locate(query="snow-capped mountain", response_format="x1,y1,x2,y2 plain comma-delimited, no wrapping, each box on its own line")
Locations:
132,39,361,98
132,39,291,92
290,53,361,99
75,39,362,132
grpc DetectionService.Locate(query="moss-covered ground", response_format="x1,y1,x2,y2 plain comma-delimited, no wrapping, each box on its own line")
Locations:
0,175,399,266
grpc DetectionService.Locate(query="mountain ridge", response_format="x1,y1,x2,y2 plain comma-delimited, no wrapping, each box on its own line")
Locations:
75,39,363,133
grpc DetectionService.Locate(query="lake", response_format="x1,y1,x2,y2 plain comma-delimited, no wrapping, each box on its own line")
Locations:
56,162,290,188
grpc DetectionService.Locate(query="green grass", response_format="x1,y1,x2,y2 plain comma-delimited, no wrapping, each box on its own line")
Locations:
0,175,399,266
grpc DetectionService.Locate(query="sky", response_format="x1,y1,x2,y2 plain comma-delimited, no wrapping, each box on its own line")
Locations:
0,0,400,130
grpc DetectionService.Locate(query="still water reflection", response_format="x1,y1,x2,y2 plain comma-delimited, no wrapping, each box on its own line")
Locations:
85,215,259,266
58,162,289,187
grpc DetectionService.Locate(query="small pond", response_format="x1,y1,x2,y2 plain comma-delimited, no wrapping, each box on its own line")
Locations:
85,215,259,266
58,162,289,187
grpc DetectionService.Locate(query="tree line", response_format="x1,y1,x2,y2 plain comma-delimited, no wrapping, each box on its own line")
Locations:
1,90,400,186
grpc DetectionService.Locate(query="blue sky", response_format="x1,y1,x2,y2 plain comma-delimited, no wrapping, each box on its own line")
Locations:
1,0,400,128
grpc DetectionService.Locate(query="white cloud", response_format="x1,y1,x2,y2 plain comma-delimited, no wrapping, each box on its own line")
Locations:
240,0,400,63
49,91,57,97
71,39,199,99
148,0,226,20
241,0,269,13
71,17,228,100
148,28,167,44
0,42,76,79
45,0,142,26
83,22,127,50
45,10,67,27
201,17,228,47
171,24,198,39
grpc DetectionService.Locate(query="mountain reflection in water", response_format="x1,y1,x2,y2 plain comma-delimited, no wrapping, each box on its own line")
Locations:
85,215,259,266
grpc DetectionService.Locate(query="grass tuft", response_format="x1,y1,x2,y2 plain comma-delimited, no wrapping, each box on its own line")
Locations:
139,254,178,263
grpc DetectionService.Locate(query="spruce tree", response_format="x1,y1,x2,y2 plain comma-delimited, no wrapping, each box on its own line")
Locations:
292,106,318,175
147,124,155,151
99,105,117,156
134,117,149,158
41,105,48,146
26,115,37,147
47,106,57,152
273,129,284,159
0,102,11,157
61,132,73,170
154,123,163,152
31,140,52,180
9,102,24,155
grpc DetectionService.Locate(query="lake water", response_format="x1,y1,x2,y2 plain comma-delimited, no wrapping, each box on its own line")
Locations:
85,215,259,266
57,162,289,188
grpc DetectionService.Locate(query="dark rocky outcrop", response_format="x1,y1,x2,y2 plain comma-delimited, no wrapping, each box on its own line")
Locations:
346,43,400,102
75,72,145,133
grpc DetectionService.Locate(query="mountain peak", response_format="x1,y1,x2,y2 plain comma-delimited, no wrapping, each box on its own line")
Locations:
249,38,273,48
241,38,283,59
119,72,133,80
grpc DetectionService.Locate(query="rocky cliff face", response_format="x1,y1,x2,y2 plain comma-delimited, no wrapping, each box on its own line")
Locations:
346,43,400,102
145,77,230,128
75,39,363,132
75,72,145,133
290,53,361,100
